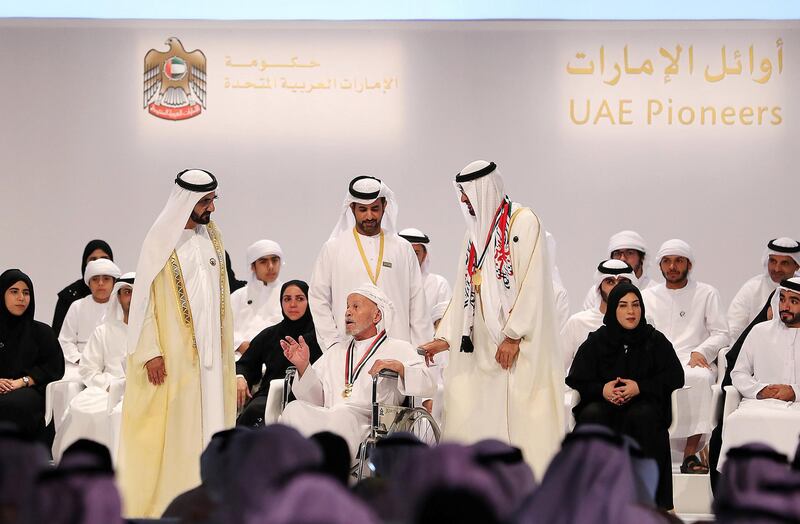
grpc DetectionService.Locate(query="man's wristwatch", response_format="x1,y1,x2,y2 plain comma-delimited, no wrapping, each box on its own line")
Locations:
21,376,30,387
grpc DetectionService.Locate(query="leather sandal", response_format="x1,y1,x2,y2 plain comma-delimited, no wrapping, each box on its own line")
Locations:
680,454,709,474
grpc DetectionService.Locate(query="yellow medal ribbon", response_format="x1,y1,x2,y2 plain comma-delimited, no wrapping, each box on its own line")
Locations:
353,228,385,285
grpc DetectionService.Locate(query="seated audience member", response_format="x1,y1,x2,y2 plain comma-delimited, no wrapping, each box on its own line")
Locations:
31,443,124,524
280,284,436,457
561,259,636,372
235,280,322,427
642,239,729,473
389,443,515,523
206,424,323,523
0,270,65,440
714,443,800,523
230,240,284,356
52,274,134,462
567,282,684,510
52,239,113,336
728,237,800,341
398,227,452,320
721,278,800,466
163,427,250,523
58,258,121,379
310,431,352,487
0,423,51,523
250,473,379,524
515,424,673,524
582,230,656,311
709,291,773,486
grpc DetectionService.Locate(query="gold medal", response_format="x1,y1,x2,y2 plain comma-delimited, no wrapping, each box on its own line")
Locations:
471,269,482,287
342,384,353,398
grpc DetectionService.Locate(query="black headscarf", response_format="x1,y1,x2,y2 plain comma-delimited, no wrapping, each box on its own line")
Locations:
600,282,655,346
0,269,36,356
81,240,114,276
274,280,315,339
0,269,64,434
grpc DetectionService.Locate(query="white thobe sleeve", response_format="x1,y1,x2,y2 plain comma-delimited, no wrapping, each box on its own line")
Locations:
129,286,163,369
397,358,437,398
78,326,110,389
694,289,730,362
728,280,755,342
309,242,341,351
58,302,82,364
406,247,434,347
292,357,327,406
731,337,767,399
435,275,452,305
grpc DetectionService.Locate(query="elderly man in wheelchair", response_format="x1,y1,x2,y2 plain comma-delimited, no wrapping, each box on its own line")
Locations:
273,283,439,470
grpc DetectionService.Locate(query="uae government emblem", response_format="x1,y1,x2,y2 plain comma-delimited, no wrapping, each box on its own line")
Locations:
143,37,207,121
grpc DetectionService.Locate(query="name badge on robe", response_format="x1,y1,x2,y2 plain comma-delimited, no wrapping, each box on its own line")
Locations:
382,261,392,268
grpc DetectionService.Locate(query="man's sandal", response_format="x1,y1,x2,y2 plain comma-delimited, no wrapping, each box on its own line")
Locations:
680,454,709,474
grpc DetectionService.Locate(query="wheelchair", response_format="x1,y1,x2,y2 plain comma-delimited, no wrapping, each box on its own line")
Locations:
265,366,441,480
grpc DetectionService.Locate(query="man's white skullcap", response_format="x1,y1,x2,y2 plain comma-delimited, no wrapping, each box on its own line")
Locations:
246,240,284,265
607,230,648,255
84,259,122,285
656,239,694,265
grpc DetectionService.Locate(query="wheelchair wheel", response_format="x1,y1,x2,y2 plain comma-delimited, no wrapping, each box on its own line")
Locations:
388,407,440,446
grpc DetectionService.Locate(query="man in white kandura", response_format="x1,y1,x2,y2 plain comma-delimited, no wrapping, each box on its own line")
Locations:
309,176,431,351
582,230,656,311
52,272,134,462
420,160,564,478
720,277,800,466
280,283,436,457
58,258,122,380
727,237,800,342
561,259,637,373
230,239,284,357
642,239,729,474
398,227,452,320
118,169,236,518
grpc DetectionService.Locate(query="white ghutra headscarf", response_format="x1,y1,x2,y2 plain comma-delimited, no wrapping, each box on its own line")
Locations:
328,176,399,240
454,160,519,347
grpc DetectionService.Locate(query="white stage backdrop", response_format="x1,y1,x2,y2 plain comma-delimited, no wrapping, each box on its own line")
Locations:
0,19,796,323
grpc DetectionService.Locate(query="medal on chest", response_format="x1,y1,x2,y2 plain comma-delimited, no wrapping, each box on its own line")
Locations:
343,330,388,398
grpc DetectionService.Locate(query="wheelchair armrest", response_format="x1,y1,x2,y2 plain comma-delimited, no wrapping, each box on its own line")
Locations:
282,366,297,410
723,385,742,422
264,379,286,424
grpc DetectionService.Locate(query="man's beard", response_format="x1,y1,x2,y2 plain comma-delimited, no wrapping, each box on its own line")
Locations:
780,310,800,327
662,268,689,285
190,210,211,225
357,219,381,235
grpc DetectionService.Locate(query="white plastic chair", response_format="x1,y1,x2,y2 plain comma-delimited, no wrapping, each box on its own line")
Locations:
44,379,85,429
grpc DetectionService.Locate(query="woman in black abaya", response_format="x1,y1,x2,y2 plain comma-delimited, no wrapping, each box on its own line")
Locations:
0,269,65,439
567,282,684,510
